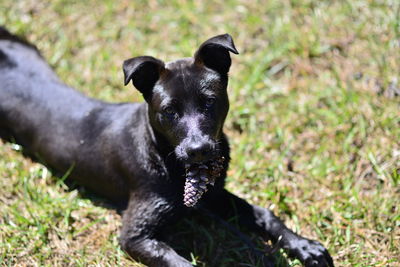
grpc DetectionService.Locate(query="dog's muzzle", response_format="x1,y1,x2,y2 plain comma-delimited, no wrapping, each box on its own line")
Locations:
175,135,218,164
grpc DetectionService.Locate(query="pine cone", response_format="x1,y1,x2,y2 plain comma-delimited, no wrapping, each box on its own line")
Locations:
183,156,225,207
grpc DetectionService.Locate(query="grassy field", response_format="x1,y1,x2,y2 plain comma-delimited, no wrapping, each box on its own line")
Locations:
1,0,399,266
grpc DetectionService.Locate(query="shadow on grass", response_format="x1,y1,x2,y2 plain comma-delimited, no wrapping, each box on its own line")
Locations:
166,212,291,267
75,185,290,267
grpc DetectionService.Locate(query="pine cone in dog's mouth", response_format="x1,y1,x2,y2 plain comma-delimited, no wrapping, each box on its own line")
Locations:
183,156,225,207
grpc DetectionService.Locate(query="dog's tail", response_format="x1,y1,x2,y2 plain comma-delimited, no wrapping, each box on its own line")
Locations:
0,26,40,54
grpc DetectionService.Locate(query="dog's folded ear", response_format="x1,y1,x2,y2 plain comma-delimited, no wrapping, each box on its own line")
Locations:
194,34,239,74
123,56,165,100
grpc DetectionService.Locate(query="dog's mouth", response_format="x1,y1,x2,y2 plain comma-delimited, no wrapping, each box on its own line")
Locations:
183,156,225,207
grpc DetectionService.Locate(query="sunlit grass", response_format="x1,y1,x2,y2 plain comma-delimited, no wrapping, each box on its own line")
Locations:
1,0,399,266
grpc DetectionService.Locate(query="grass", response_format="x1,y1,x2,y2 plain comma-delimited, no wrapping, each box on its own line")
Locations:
0,0,399,266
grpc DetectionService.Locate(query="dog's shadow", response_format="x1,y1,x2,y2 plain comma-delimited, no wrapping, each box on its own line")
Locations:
166,212,290,267
74,185,290,267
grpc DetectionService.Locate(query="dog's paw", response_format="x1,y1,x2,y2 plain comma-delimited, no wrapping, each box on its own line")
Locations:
284,237,334,267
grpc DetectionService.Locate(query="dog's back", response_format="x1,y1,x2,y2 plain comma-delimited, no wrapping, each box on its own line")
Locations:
0,27,135,202
0,27,90,146
0,28,94,166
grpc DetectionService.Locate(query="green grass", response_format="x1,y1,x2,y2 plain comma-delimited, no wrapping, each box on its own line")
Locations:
1,0,399,266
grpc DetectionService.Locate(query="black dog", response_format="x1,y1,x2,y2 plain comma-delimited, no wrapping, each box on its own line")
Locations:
0,27,333,267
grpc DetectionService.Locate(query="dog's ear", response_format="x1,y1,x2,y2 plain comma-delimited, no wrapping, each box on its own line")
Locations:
123,56,165,100
194,34,239,74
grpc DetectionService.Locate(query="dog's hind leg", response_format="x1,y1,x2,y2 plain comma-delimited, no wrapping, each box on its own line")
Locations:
120,192,192,267
203,189,334,267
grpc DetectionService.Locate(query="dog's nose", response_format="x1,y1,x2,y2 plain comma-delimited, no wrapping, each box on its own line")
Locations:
186,142,213,163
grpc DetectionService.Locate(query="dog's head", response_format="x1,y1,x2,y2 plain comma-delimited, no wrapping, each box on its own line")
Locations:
123,34,238,164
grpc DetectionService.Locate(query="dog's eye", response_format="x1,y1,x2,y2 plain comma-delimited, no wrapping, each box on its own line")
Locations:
205,97,216,108
163,106,177,118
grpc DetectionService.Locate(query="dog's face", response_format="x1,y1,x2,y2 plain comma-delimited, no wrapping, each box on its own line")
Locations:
148,60,229,163
123,34,238,164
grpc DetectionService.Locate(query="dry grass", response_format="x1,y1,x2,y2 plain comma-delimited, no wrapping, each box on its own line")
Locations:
1,0,399,266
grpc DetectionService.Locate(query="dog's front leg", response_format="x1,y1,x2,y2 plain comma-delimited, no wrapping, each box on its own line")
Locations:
203,189,334,267
120,192,192,267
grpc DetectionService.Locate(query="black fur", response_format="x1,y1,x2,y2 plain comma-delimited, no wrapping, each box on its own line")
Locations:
0,26,41,55
0,28,334,267
0,48,16,69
